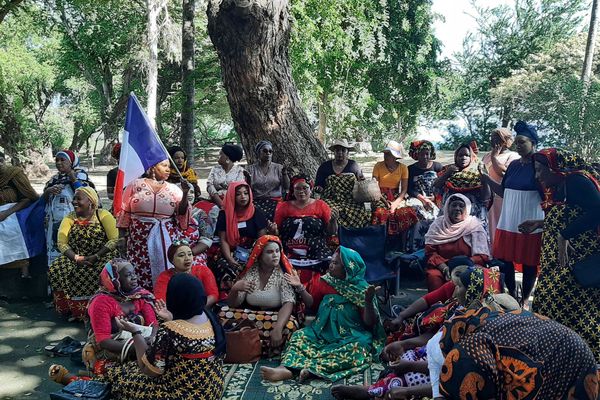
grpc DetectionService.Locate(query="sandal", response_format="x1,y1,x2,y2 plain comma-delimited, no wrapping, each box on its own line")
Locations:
48,364,71,385
45,337,84,357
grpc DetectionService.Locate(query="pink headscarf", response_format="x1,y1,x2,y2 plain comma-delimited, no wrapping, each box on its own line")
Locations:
425,194,490,256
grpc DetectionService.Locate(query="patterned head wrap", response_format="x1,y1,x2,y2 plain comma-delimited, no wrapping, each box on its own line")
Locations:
254,140,273,157
97,259,153,302
490,128,514,147
287,173,314,200
458,266,502,307
514,120,539,145
55,149,80,168
238,235,293,279
167,146,198,183
409,140,436,160
75,186,99,209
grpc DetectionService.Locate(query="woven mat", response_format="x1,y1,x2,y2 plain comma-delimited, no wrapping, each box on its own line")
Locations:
221,360,384,400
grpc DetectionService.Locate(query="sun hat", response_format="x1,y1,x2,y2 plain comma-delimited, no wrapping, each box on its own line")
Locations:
383,140,405,158
328,139,355,151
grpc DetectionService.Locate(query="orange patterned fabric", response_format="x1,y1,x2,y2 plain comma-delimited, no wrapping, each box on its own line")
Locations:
238,235,293,279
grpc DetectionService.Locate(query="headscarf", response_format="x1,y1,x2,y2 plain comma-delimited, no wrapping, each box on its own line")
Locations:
287,173,314,200
441,142,482,192
514,120,539,145
97,259,154,302
238,235,293,279
223,181,256,247
425,194,490,257
254,140,272,157
454,141,479,169
222,143,244,162
111,143,121,160
166,273,226,356
75,186,99,209
55,149,80,168
168,146,198,184
409,140,436,160
490,128,514,148
458,266,502,307
533,148,600,210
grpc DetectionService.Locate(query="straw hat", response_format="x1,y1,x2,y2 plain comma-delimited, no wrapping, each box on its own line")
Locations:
383,140,405,158
328,139,355,151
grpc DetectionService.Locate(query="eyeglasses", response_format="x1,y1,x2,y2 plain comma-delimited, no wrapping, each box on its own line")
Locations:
172,239,190,246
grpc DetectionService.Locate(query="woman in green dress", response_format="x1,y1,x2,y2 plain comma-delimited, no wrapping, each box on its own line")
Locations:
260,246,386,382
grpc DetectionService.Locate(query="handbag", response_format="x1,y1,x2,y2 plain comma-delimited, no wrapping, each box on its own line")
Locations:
50,380,110,400
222,319,261,364
352,178,382,203
572,252,600,288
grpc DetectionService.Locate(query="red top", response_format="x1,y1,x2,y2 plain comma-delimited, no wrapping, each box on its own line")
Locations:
308,277,339,311
274,199,331,228
425,237,489,268
422,281,456,307
88,294,157,343
154,266,219,302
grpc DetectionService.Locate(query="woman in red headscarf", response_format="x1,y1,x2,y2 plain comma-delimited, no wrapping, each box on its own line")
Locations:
211,181,267,297
223,235,302,357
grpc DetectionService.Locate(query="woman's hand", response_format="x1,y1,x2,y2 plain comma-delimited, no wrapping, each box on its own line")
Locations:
181,179,191,194
67,169,77,182
385,387,412,400
270,326,284,347
153,299,173,321
284,271,302,289
226,256,242,271
518,220,543,234
83,254,99,267
388,358,413,374
382,341,405,362
557,234,575,268
490,143,502,158
115,317,138,333
267,220,278,235
438,262,450,280
384,315,405,333
44,184,64,198
231,279,255,293
365,285,378,304
0,210,9,222
446,165,459,176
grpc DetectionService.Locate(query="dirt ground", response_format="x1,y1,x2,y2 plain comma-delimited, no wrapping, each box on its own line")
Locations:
1,149,459,399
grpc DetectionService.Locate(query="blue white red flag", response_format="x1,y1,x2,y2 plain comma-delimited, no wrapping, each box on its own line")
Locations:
0,198,46,265
113,93,169,214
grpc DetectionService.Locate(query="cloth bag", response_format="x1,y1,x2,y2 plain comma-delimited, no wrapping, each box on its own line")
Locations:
352,178,382,203
572,253,600,288
50,380,110,400
222,319,261,364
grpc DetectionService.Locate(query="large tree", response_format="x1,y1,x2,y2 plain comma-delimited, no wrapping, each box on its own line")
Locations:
207,0,327,173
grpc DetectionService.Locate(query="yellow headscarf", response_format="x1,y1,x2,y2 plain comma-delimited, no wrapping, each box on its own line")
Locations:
76,186,99,209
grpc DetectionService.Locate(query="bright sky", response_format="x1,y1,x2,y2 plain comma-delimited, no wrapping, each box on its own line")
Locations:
432,0,515,60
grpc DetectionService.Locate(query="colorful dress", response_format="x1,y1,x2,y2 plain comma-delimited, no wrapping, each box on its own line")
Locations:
49,210,119,319
117,179,190,291
281,247,385,381
493,159,543,265
482,150,519,246
103,320,224,400
322,174,370,228
438,307,598,399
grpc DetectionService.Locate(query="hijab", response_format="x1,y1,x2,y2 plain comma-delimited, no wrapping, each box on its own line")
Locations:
166,274,226,356
76,186,99,209
223,181,256,247
425,194,490,256
238,235,292,279
321,246,370,308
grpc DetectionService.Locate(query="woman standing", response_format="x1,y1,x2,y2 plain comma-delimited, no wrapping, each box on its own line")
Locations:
48,187,119,320
481,121,543,308
44,150,92,266
246,140,289,221
206,143,245,209
117,159,191,291
167,146,201,203
482,128,519,245
526,148,600,362
433,141,491,237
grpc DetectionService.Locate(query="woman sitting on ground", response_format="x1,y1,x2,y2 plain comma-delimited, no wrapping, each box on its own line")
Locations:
48,187,119,320
433,141,491,237
371,141,416,249
424,194,490,292
213,181,267,296
82,260,156,374
438,268,598,399
272,174,338,282
404,140,443,251
226,235,302,357
167,145,202,204
246,140,289,221
206,143,246,209
51,274,227,400
154,241,219,308
261,246,385,382
0,151,39,277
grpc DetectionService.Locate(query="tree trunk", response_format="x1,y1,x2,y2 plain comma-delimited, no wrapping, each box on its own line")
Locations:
146,0,162,127
582,0,599,87
181,0,195,164
317,91,327,143
207,0,328,174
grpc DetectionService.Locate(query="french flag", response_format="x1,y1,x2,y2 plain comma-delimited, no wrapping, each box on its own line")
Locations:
113,93,169,215
0,198,46,265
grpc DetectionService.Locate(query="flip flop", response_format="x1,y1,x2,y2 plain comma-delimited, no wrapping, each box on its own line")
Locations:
45,337,85,357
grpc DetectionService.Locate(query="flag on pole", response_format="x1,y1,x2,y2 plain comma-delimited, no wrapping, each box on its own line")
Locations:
113,93,169,215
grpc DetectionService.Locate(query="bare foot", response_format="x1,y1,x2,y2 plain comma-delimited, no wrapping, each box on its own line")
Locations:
260,366,293,382
298,368,311,383
331,385,371,400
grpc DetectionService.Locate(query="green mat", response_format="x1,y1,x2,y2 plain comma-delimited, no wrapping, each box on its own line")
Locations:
221,360,384,400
